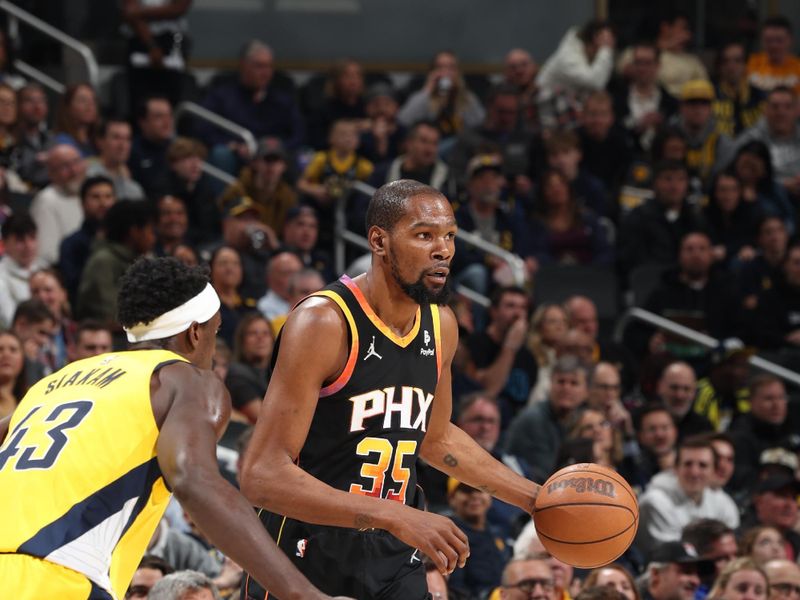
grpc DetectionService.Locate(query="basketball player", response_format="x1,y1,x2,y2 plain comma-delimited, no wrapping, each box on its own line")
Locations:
0,258,351,600
240,180,540,599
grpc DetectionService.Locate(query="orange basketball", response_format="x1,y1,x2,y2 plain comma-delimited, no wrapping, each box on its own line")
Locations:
533,463,639,568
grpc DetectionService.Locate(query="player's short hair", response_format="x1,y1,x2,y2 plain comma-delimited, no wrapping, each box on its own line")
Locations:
104,200,156,244
632,402,673,432
748,373,784,397
80,175,114,203
117,257,210,331
94,116,130,139
365,179,444,232
457,392,499,420
136,555,175,576
76,318,112,339
763,15,793,35
489,285,529,309
676,434,715,465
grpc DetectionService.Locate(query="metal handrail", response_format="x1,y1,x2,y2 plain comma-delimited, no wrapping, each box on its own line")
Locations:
0,0,99,89
349,180,528,286
339,227,489,307
614,306,800,387
175,101,258,157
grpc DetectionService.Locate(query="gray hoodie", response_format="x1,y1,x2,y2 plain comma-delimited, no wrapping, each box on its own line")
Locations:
635,469,740,558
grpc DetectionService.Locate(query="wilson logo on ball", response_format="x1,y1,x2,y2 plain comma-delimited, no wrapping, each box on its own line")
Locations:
547,477,616,498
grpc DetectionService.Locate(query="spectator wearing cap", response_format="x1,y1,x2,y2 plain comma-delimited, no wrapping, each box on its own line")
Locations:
503,48,540,133
219,136,298,237
86,117,146,202
535,20,615,132
713,41,766,137
280,205,334,283
198,39,305,174
694,339,753,431
209,196,278,300
650,361,713,440
359,82,405,164
636,436,739,558
750,243,800,361
446,477,510,600
525,168,613,269
58,175,116,306
747,16,800,95
165,137,221,246
448,85,534,191
369,120,455,198
632,231,740,362
741,473,800,560
729,375,800,487
670,79,733,188
642,541,711,600
734,87,800,199
617,160,705,282
611,41,679,153
451,154,532,296
681,518,738,581
307,58,367,150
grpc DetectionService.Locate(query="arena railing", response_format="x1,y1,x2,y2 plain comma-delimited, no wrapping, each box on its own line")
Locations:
175,101,258,158
0,0,99,93
332,181,529,307
613,306,800,387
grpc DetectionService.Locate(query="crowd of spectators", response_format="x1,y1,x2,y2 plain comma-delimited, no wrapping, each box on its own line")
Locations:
5,4,800,600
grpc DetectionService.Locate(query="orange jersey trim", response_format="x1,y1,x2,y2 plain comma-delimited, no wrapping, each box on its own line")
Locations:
314,290,360,398
341,276,421,348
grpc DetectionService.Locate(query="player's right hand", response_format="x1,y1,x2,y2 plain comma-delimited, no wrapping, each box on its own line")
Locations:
389,506,470,575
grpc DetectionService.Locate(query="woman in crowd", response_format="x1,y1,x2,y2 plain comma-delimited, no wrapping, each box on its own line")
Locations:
582,564,640,600
704,171,761,266
0,330,26,418
706,557,768,600
526,303,568,403
225,312,274,423
29,268,76,369
730,140,795,235
739,526,787,565
527,169,613,266
556,407,623,470
208,245,257,347
54,83,99,157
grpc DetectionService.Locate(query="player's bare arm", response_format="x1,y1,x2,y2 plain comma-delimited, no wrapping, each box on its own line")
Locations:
153,362,338,600
419,307,540,513
240,297,469,574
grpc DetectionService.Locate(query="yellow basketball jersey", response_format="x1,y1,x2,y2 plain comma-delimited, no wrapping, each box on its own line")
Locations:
0,349,188,598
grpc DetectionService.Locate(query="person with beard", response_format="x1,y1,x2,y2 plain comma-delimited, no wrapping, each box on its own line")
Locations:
30,144,87,266
239,179,540,600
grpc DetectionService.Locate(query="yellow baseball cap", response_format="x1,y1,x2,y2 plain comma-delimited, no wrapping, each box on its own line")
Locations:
680,79,714,102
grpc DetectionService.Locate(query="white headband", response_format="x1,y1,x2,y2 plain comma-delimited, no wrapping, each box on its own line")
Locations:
124,283,221,343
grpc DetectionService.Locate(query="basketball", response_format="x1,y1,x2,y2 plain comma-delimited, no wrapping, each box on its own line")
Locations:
533,463,639,568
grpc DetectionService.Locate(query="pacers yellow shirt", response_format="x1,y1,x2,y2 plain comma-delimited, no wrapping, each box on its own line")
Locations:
0,349,187,598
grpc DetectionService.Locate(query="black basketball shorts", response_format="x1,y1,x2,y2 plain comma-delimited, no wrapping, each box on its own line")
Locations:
241,511,430,600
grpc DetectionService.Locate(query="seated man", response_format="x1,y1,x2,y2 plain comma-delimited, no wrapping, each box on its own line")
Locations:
636,436,740,558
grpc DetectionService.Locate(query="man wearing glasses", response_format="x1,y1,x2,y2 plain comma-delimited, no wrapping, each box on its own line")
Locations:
500,558,554,600
764,559,800,600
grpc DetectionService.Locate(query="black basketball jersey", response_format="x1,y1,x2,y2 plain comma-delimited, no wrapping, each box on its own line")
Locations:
282,275,442,506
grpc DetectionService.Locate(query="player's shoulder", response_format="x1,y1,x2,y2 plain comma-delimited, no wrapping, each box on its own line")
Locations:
156,360,227,396
284,294,349,338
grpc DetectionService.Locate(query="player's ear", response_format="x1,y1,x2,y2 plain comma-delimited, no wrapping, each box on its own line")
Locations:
187,321,201,349
368,225,387,256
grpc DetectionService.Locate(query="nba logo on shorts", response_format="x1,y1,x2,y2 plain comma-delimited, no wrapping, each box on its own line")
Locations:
424,330,430,346
296,538,308,558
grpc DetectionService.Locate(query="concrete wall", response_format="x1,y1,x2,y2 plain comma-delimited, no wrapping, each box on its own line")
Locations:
186,0,595,67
